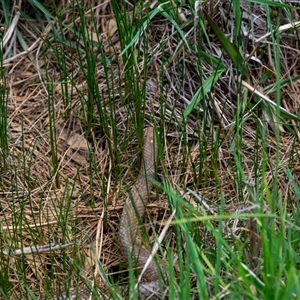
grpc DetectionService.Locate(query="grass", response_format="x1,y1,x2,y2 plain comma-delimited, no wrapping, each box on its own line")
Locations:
1,0,300,299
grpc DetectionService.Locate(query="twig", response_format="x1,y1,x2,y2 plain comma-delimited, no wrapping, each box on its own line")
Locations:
5,242,75,256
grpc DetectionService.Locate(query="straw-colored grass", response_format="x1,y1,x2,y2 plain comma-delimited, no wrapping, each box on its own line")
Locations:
1,0,300,299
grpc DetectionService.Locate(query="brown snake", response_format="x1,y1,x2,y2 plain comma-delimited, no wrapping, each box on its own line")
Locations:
118,126,165,299
35,127,164,299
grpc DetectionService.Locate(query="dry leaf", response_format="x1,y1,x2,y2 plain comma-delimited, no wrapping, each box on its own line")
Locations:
106,18,117,39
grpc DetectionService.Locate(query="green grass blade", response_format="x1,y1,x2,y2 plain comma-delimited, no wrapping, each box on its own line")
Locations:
204,10,248,77
183,68,225,119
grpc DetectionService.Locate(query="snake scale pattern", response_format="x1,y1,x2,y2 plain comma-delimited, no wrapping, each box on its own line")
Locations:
35,127,163,299
118,127,164,299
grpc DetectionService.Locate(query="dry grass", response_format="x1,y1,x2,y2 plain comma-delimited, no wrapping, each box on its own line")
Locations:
2,0,300,299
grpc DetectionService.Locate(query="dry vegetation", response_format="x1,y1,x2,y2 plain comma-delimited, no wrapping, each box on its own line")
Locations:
1,0,300,299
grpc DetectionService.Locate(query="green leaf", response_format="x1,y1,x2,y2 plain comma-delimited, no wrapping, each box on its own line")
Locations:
248,0,294,9
204,11,248,78
27,0,54,20
198,50,226,70
183,68,225,119
121,3,191,56
264,76,300,94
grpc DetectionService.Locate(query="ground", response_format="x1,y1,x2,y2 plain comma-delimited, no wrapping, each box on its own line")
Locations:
1,0,300,299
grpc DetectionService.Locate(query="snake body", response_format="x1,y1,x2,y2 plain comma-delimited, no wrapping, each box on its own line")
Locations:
35,127,162,299
118,126,164,299
47,289,92,299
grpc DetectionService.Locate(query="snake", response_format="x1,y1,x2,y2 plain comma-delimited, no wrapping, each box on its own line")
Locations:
118,126,165,299
34,127,164,299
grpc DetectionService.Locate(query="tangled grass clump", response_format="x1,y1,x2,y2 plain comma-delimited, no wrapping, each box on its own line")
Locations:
1,0,300,299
